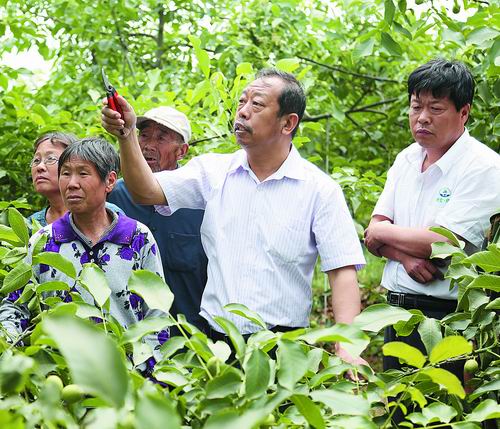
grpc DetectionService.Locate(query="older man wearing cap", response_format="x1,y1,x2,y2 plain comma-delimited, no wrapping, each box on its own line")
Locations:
108,106,208,333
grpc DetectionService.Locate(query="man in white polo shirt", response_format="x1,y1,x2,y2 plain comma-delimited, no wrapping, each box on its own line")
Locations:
101,68,366,365
364,59,500,374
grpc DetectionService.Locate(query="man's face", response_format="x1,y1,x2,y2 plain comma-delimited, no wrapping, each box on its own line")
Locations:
138,121,186,172
234,77,287,148
59,158,115,215
409,91,470,153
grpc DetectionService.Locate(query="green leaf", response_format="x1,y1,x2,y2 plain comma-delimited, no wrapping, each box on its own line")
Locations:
467,274,500,292
128,270,173,314
34,252,76,279
420,368,465,398
429,335,472,364
244,348,271,400
354,303,412,332
205,368,242,399
1,262,31,295
224,303,267,329
78,263,111,308
465,399,500,422
275,58,300,73
422,402,458,423
8,208,29,246
464,249,500,273
407,386,427,408
188,35,210,78
159,336,186,359
310,389,370,416
353,38,375,60
136,389,182,429
236,62,253,75
43,313,128,408
120,317,172,344
0,225,23,245
432,242,467,259
382,342,426,368
429,226,464,248
418,318,442,355
213,316,246,360
291,394,325,429
380,32,402,56
277,339,308,390
36,281,70,294
384,0,395,25
469,379,500,401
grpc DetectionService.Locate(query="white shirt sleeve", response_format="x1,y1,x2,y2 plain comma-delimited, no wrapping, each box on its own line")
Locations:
372,160,399,221
314,180,366,272
435,165,500,248
154,154,216,214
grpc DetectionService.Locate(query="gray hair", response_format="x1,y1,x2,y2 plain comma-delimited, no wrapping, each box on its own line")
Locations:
58,137,120,182
34,131,77,151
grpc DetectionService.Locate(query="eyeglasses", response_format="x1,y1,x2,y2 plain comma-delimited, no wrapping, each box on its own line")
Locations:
30,155,59,167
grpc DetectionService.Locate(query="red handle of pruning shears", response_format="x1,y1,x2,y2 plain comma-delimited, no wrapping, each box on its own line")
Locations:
101,67,124,119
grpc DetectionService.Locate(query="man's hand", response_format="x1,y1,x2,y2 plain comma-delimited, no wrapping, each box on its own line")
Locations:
335,344,371,381
400,253,444,284
364,220,391,256
101,95,137,138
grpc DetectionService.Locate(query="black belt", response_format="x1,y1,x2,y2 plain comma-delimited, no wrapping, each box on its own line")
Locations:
204,324,301,342
387,291,457,313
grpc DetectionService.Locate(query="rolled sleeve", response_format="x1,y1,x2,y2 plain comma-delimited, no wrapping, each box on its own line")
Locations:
314,181,366,272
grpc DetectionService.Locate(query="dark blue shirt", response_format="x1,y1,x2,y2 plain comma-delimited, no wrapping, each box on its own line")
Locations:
108,179,208,330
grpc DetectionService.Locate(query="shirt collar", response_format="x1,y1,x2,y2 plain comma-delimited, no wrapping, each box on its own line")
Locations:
52,212,137,246
227,145,306,181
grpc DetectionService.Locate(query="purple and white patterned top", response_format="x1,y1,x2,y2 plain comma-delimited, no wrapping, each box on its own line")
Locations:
0,212,169,363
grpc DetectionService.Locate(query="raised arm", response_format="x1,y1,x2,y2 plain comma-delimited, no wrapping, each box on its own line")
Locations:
101,96,166,205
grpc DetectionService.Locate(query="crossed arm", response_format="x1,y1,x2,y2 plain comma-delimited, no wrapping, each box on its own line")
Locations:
364,215,447,283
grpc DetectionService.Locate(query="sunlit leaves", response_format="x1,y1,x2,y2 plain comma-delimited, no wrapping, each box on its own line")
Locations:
43,313,128,408
382,342,426,368
128,270,173,314
429,336,472,364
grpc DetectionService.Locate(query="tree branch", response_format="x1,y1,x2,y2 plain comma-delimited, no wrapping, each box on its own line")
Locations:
297,55,399,83
190,133,229,146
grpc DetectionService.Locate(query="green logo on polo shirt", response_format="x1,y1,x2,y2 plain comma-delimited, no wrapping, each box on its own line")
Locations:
436,187,451,204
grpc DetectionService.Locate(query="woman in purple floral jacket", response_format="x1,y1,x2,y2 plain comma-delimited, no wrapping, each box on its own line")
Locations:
0,137,169,367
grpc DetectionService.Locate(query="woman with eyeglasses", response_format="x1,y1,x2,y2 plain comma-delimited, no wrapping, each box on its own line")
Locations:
28,132,122,227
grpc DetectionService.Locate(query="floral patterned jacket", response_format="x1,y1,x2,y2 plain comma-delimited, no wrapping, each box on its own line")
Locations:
0,212,169,364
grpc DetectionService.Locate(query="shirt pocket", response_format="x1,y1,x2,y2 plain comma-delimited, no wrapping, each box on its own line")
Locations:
264,216,310,264
164,232,204,272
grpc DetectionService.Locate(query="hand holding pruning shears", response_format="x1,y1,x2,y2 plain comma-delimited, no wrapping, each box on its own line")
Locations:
101,67,136,138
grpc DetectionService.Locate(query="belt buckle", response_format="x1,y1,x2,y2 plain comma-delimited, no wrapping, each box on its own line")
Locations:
389,292,405,307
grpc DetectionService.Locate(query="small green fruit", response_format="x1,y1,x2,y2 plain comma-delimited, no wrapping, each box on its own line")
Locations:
46,375,64,391
464,359,479,374
62,384,84,403
464,359,478,373
452,3,460,13
206,356,221,376
263,414,276,426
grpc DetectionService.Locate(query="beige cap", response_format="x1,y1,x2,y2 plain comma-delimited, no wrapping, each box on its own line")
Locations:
136,106,191,144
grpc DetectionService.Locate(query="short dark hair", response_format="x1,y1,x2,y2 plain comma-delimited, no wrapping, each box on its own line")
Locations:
256,68,306,138
58,137,120,182
408,59,474,110
34,131,77,151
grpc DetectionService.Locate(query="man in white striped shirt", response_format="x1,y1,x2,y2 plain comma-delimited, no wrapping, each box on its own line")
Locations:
101,69,366,364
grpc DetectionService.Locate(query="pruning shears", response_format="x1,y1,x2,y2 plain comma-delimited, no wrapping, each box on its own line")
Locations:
101,67,124,119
